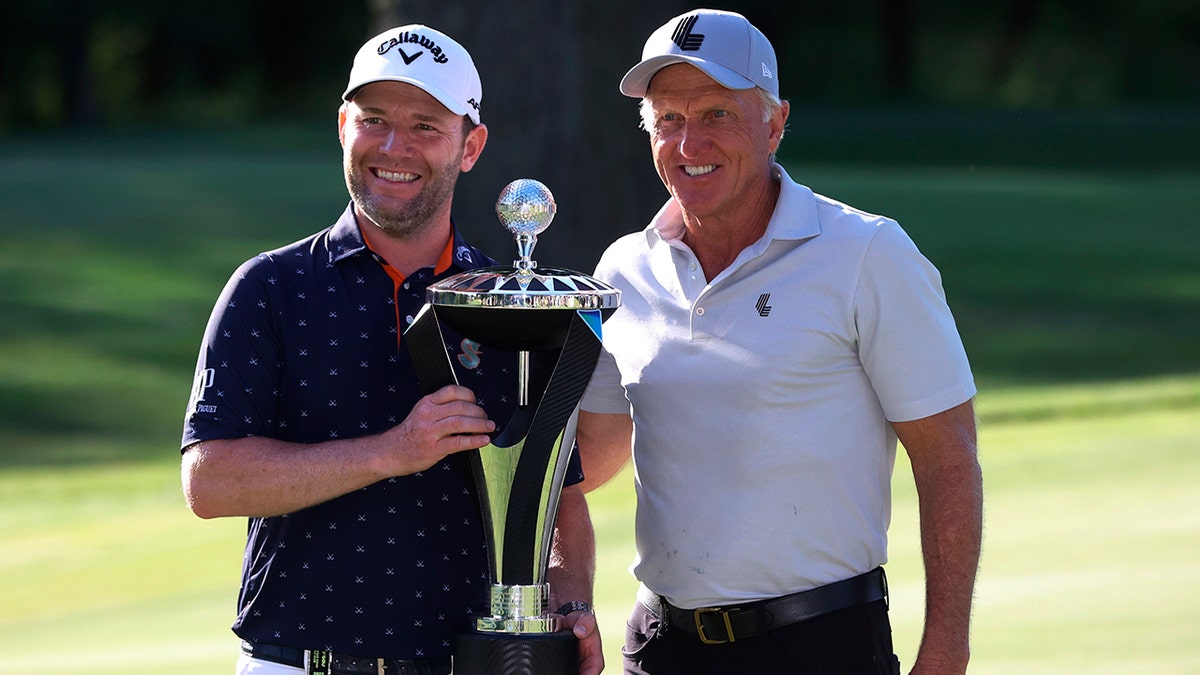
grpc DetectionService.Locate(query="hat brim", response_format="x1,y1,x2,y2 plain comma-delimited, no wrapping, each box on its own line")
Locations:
342,76,479,125
619,55,756,98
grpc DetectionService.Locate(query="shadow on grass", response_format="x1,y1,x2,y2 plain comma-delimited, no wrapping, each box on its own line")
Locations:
2,111,1198,469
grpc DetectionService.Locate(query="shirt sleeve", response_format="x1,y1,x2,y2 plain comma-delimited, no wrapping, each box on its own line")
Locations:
181,254,284,449
578,242,634,416
854,222,976,422
579,344,631,415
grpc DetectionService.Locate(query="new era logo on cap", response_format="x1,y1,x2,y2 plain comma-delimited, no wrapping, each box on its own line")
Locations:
619,9,779,99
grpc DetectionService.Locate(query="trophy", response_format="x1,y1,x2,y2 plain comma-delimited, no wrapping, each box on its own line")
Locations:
404,179,620,674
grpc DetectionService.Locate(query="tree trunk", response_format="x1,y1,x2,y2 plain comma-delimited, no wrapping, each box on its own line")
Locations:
366,0,689,271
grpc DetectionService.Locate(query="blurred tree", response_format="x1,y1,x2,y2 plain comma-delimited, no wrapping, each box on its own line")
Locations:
360,0,689,270
247,0,369,115
59,0,100,125
879,0,916,99
990,0,1041,86
1,0,1198,136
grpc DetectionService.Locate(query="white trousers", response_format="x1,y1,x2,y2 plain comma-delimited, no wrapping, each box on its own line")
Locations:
235,653,305,674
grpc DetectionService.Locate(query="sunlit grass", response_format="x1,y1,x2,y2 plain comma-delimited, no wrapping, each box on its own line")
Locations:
588,378,1200,673
1,122,1197,672
1,378,1197,673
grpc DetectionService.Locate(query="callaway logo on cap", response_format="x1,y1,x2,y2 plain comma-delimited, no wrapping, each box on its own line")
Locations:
343,24,482,124
619,9,778,98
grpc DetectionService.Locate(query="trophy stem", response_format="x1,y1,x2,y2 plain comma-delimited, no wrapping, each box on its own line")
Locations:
514,233,538,272
518,350,530,407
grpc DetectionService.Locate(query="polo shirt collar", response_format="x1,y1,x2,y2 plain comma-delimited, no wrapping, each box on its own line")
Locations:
325,202,492,273
328,203,369,264
445,227,491,273
766,163,822,242
646,163,822,247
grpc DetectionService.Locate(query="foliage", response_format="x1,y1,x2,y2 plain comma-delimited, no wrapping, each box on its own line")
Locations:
7,0,1197,282
3,0,1200,131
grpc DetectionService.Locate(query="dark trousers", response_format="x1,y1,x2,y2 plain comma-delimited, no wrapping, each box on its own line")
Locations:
622,598,900,675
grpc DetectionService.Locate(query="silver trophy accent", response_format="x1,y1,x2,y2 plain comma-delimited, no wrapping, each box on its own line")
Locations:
408,179,619,674
497,178,555,405
429,180,616,405
496,178,555,275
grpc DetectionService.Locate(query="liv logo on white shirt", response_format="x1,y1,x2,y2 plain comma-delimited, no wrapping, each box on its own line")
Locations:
756,293,773,317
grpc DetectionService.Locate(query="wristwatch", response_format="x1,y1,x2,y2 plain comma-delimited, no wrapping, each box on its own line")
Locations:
555,600,594,616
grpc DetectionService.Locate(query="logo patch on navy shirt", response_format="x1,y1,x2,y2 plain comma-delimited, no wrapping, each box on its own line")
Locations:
188,368,218,415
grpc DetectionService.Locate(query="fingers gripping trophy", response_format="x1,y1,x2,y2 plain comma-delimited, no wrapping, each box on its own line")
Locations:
404,180,619,674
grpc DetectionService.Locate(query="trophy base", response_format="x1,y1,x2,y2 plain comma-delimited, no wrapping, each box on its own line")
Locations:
454,630,577,675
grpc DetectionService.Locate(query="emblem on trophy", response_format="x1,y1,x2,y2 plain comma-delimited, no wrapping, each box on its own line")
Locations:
404,179,620,674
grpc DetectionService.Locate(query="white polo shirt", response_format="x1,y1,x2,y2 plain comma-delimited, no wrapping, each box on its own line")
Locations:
581,164,975,609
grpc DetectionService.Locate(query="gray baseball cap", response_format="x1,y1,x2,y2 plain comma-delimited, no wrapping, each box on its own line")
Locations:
620,9,778,98
343,24,482,125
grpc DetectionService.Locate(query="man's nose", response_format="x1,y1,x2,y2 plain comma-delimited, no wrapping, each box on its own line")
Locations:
380,128,412,154
677,120,711,157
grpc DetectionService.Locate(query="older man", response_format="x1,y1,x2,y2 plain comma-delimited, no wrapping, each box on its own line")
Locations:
577,9,981,675
181,24,602,675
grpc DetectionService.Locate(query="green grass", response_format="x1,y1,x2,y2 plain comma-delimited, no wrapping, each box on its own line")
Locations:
1,115,1198,672
1,379,1197,672
964,409,1199,673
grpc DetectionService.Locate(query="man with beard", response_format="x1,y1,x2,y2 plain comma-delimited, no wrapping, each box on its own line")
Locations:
181,24,602,675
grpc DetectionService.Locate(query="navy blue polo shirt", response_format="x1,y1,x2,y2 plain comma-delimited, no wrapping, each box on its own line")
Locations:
182,203,582,659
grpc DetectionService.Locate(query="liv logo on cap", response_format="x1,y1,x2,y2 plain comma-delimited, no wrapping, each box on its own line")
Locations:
671,15,705,51
619,9,779,99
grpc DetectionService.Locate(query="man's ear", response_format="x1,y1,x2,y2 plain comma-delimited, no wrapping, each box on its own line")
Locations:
337,103,348,146
460,123,488,173
769,99,790,154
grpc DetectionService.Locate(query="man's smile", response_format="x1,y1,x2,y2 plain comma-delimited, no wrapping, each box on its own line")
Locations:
373,168,420,183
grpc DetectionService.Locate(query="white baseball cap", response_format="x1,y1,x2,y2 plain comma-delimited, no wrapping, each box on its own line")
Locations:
619,9,778,99
342,24,482,125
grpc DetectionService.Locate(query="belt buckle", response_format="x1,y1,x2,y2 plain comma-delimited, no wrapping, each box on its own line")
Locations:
693,606,738,644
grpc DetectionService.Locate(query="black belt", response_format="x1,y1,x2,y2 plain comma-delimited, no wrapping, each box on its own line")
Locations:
641,567,887,645
241,640,452,675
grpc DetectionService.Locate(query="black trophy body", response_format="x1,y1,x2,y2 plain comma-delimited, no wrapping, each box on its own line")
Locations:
403,180,619,674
